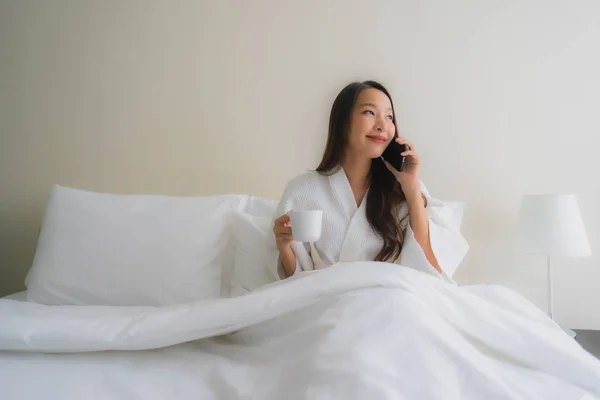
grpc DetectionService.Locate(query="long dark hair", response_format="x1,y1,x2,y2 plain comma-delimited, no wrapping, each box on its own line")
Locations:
316,80,407,262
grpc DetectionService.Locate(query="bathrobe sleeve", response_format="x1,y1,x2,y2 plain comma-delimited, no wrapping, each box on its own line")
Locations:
270,177,315,280
397,181,469,284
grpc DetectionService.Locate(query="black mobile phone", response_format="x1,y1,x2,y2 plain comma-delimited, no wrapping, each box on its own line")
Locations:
381,140,408,171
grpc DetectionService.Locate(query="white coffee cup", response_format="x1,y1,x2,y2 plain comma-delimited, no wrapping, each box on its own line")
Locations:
289,210,323,242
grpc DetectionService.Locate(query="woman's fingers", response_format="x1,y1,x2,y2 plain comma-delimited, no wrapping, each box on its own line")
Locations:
273,213,294,246
401,150,420,161
273,214,293,239
273,214,291,230
274,213,290,225
275,225,292,235
383,160,398,174
396,136,415,151
276,230,293,244
396,137,419,161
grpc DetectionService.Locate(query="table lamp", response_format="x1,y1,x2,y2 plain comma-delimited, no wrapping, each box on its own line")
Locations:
515,194,591,336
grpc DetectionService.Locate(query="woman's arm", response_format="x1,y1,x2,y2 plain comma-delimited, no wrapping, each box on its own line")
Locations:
271,176,315,279
383,136,461,278
403,185,442,274
278,244,297,277
395,180,469,282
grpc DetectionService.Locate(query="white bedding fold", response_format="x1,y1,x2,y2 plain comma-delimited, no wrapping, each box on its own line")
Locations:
1,262,599,400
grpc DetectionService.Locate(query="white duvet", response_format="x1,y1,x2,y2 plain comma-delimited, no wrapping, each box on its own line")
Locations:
1,262,599,400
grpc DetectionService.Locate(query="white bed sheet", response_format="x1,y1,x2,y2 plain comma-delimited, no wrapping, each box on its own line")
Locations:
1,262,599,400
1,292,247,399
0,340,250,399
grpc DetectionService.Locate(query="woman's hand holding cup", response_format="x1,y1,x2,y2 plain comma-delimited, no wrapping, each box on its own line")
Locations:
273,213,294,250
273,210,323,249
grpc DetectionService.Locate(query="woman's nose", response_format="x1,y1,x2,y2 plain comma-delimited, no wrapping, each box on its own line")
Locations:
375,115,386,132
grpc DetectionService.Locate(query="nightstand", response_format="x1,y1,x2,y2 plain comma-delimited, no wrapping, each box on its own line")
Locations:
573,330,600,359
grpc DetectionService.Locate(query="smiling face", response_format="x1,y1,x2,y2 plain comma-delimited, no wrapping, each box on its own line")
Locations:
345,88,396,160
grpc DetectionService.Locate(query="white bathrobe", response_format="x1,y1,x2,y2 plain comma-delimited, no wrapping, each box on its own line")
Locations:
273,167,469,283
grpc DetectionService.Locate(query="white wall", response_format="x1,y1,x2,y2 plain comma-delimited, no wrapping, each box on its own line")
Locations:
1,0,599,328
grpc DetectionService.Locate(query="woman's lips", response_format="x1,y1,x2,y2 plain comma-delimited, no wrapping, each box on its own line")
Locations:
366,135,387,144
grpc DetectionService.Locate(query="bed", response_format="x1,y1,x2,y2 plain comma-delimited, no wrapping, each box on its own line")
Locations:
1,185,599,400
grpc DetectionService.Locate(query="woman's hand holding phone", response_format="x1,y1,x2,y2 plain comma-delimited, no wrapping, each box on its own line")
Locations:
383,136,421,193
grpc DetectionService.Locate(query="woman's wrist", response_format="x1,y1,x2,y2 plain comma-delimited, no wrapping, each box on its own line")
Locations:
401,182,422,204
277,241,293,253
278,242,296,277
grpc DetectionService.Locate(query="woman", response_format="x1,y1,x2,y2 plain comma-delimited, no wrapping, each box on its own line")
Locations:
272,80,468,282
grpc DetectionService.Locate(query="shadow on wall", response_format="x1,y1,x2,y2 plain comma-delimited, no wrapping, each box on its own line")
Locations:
0,211,42,296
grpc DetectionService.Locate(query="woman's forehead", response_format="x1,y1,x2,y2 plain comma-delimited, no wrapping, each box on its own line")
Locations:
356,88,392,109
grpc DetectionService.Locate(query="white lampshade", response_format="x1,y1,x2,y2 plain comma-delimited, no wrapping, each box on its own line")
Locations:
515,194,591,257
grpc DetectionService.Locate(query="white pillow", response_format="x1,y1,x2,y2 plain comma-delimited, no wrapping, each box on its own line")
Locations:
220,197,277,295
228,211,279,297
243,196,278,219
25,185,249,306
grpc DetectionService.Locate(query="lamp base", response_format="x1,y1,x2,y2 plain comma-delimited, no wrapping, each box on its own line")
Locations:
546,257,576,340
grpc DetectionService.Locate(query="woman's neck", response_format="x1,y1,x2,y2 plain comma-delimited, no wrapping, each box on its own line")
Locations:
341,153,371,205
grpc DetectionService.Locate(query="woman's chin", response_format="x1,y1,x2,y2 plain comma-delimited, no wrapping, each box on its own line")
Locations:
347,145,385,160
367,149,385,159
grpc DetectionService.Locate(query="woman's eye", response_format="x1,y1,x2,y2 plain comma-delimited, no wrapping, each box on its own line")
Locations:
362,110,374,115
386,115,394,120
